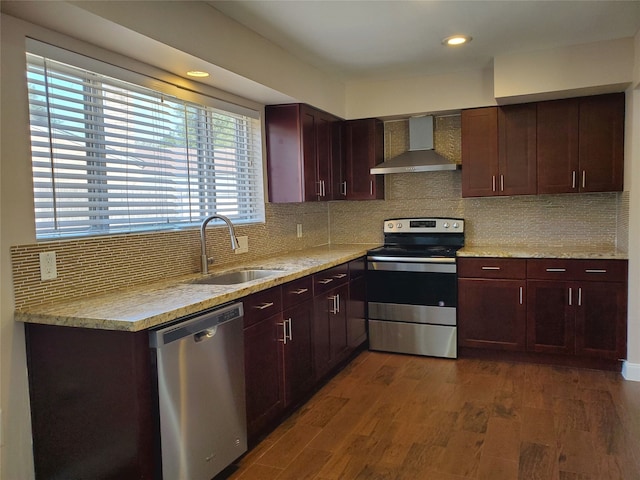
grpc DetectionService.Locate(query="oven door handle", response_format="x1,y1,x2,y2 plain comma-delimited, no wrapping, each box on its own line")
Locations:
368,261,457,274
367,256,456,264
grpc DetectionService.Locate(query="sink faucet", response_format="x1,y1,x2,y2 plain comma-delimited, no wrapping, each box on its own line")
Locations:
200,214,239,274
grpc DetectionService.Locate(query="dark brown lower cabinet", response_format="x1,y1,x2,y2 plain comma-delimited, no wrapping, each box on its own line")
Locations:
347,273,367,349
25,325,156,480
313,283,349,380
527,279,627,359
458,257,628,368
458,278,526,351
282,299,315,407
244,313,284,440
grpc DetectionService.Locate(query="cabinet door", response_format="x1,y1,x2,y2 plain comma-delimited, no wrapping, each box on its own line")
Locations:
282,299,315,407
462,107,499,197
244,315,284,439
575,282,627,359
330,283,349,363
314,109,333,200
526,280,574,355
301,105,321,201
347,274,367,350
344,118,384,200
578,93,624,192
458,278,526,351
537,98,580,194
498,103,537,195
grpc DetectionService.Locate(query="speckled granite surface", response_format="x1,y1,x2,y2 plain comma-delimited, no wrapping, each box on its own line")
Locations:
458,246,629,260
15,244,375,332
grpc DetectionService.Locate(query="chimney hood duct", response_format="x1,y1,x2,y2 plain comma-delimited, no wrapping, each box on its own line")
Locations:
370,116,459,174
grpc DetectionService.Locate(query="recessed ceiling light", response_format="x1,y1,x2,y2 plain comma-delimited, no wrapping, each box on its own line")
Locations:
442,35,472,46
186,70,210,78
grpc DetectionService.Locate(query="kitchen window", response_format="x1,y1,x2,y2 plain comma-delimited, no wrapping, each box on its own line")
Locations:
26,43,264,239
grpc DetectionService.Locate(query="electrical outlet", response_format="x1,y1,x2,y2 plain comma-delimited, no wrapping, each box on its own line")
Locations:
39,251,57,280
235,236,249,254
297,224,303,238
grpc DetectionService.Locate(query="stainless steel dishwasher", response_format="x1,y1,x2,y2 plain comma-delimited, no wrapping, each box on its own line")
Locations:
150,302,246,480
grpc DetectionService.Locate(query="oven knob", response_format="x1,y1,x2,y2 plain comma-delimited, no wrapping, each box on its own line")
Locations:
443,222,450,228
396,223,402,229
387,222,394,229
453,222,459,229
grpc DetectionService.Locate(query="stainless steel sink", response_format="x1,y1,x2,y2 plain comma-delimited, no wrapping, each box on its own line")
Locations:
190,269,283,285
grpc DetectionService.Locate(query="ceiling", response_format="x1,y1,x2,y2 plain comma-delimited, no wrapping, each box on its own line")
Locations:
211,0,640,81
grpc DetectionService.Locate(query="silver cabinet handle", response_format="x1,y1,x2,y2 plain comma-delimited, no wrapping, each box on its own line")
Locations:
546,268,566,272
500,174,504,192
572,171,577,189
291,288,308,295
519,286,523,305
492,175,496,192
277,318,293,344
582,171,586,189
254,302,274,310
370,180,373,196
318,278,333,285
341,181,347,196
333,273,347,279
568,287,573,306
329,294,340,314
578,287,582,307
482,266,501,270
585,269,607,274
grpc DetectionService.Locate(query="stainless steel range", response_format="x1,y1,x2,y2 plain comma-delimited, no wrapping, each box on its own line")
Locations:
367,217,464,358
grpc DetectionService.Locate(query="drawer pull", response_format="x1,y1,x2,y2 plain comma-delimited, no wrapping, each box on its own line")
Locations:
519,286,523,305
254,302,274,310
333,273,347,279
568,287,573,306
318,278,334,285
481,266,501,270
291,288,309,295
585,269,607,274
546,268,566,272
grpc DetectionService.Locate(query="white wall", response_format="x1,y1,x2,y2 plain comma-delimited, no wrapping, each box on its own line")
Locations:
623,30,640,381
1,14,38,480
494,37,635,103
345,66,496,119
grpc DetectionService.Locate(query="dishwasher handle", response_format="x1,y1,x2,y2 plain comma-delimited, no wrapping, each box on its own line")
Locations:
150,302,244,348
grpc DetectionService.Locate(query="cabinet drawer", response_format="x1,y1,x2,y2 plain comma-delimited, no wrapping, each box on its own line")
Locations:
348,257,366,279
282,276,313,309
243,286,282,328
314,263,349,295
527,259,627,282
457,258,527,279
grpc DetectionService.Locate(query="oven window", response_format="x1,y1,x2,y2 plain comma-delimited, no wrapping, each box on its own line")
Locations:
367,269,457,307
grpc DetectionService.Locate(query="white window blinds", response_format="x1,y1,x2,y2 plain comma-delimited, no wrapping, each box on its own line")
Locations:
27,52,264,239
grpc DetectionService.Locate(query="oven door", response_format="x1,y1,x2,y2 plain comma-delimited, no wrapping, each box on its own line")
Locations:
367,260,457,325
367,259,457,358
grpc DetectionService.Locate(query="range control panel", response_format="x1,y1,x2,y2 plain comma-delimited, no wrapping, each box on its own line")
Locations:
383,217,464,234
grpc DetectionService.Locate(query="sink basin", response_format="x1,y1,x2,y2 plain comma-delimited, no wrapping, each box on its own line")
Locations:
190,269,283,285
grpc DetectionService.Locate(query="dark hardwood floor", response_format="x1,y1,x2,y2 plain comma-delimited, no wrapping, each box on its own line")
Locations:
229,351,640,480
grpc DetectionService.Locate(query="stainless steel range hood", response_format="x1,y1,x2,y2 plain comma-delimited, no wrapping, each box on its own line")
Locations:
370,116,459,174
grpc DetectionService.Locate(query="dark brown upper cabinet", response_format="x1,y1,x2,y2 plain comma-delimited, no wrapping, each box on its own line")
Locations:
265,104,341,202
342,118,385,200
537,93,624,194
462,104,537,197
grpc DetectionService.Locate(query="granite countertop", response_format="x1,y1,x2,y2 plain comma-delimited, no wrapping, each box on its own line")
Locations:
457,245,629,260
15,244,375,332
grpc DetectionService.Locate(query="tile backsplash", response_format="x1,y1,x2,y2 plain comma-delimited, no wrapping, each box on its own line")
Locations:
11,114,628,309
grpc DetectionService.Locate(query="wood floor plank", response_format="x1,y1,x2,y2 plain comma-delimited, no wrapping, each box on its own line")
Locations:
518,441,556,480
482,416,522,461
477,454,519,480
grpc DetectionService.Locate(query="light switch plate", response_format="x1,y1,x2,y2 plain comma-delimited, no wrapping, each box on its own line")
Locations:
39,251,57,280
235,236,249,254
